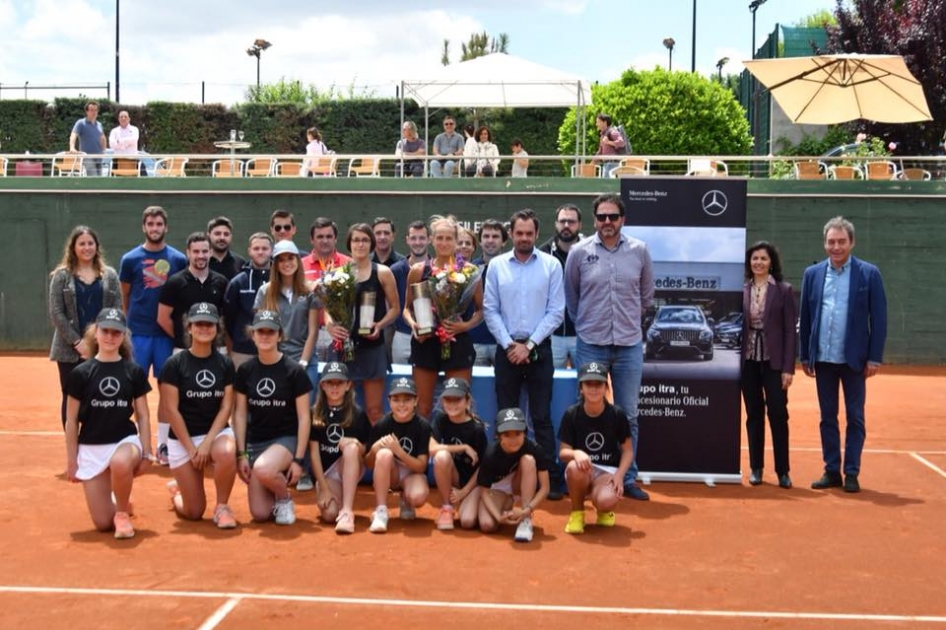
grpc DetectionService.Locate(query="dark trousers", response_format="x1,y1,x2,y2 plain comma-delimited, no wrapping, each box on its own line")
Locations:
741,359,790,474
815,362,867,476
493,340,560,481
57,360,82,428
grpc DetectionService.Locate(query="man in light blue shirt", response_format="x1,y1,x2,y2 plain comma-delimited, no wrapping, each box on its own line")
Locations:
430,116,464,178
484,209,566,498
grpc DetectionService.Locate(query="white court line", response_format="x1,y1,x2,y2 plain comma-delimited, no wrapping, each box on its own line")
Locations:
197,597,242,630
910,453,946,479
1,585,945,624
0,430,63,436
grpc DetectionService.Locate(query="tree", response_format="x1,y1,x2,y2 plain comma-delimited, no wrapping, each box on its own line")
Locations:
795,9,838,27
557,68,752,163
441,39,450,66
827,0,946,153
441,31,510,64
244,77,375,105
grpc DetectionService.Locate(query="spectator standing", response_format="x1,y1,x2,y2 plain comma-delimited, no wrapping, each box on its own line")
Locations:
390,220,430,365
69,101,107,176
119,206,187,465
592,113,625,178
371,217,405,267
483,209,566,499
511,138,530,177
108,111,139,155
301,127,330,177
207,216,247,281
564,193,654,501
223,232,272,369
539,204,584,368
800,216,887,494
430,116,465,178
394,121,426,178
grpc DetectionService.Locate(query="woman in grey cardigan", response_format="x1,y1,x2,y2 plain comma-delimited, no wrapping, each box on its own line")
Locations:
49,226,122,426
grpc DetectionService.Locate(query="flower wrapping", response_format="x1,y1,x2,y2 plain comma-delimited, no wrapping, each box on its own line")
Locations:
314,262,356,362
427,257,481,359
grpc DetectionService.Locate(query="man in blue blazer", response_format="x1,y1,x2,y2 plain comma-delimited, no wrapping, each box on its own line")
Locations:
799,216,887,493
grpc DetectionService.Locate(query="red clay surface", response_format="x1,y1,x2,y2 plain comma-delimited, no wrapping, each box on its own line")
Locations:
1,355,944,629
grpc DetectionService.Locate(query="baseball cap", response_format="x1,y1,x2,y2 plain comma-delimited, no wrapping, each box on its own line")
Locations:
388,376,417,397
187,302,219,324
441,377,470,398
95,308,127,333
271,240,300,259
495,407,527,433
251,309,282,330
577,362,609,383
321,361,350,381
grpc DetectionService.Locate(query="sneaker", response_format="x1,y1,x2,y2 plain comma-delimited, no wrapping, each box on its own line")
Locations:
369,506,389,533
156,444,169,466
436,506,455,531
565,510,585,535
595,511,616,527
272,498,296,525
399,495,416,521
213,504,237,529
514,516,534,543
296,473,314,492
624,483,650,501
335,510,355,535
113,511,134,539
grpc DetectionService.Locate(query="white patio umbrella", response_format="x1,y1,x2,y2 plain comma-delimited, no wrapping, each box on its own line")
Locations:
743,54,932,124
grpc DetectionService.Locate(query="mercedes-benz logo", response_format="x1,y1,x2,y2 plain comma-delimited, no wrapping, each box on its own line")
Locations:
196,303,211,314
99,376,120,397
451,437,464,446
445,378,458,388
399,436,413,454
256,378,276,398
329,362,342,371
701,190,728,216
504,410,517,420
107,309,120,319
326,424,344,444
588,362,601,373
195,369,216,389
585,432,605,452
396,377,410,387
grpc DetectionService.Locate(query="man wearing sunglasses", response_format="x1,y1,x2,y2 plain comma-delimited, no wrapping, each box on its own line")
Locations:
430,116,465,178
563,193,654,501
269,210,308,256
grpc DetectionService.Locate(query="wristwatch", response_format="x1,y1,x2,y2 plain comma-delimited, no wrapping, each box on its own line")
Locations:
292,457,305,467
299,359,308,368
525,340,536,351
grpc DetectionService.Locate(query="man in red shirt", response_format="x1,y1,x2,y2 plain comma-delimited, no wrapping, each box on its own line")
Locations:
302,217,352,361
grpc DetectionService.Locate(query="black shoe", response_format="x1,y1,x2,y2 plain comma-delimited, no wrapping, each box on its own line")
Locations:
843,474,860,493
748,469,763,486
778,473,792,489
547,486,564,501
624,483,650,501
811,472,843,489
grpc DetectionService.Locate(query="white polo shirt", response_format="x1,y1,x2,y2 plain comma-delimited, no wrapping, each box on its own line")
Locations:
109,124,139,154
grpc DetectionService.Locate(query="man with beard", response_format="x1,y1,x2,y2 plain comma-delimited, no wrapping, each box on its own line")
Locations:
540,204,584,368
390,220,430,364
564,193,654,501
467,219,509,366
371,217,405,267
206,216,246,280
484,209,565,499
120,206,187,464
223,232,272,369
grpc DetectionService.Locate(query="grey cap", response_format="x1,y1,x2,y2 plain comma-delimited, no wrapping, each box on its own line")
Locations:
95,307,127,333
251,309,282,330
187,302,219,324
388,376,417,396
577,362,609,383
441,377,470,398
321,361,350,381
495,407,527,433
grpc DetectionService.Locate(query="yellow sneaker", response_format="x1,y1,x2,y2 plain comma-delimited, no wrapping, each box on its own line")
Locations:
565,510,585,534
595,510,616,527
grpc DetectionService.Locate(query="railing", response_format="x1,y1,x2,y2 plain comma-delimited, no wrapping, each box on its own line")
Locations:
2,152,945,180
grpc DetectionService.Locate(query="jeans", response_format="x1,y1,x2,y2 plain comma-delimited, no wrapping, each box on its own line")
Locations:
493,340,560,482
814,362,867,476
741,360,790,474
429,159,457,178
600,161,620,178
551,334,577,369
576,338,643,485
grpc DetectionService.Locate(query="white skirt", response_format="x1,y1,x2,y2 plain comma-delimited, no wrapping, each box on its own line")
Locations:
167,427,234,470
76,434,142,481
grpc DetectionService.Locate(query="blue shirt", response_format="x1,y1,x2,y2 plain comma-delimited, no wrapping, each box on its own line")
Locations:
483,249,564,349
390,258,416,335
119,245,187,337
72,118,104,155
817,259,851,364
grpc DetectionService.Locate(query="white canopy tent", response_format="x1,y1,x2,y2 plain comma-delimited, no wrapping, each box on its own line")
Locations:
399,53,593,168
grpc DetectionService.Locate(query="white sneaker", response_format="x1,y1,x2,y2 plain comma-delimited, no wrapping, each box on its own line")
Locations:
273,498,296,525
514,516,534,543
399,495,416,521
296,474,314,492
369,506,389,533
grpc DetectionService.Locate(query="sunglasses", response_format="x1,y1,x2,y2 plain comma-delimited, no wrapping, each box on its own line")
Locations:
595,213,621,223
273,224,293,232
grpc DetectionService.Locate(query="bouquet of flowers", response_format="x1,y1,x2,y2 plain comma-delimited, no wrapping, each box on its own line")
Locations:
428,256,481,360
315,262,356,362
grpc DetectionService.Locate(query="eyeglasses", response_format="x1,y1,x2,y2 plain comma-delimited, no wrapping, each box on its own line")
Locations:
444,122,455,127
595,213,621,223
272,224,293,232
350,237,372,244
557,219,578,225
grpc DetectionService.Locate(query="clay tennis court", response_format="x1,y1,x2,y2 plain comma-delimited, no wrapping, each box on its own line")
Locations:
0,354,943,629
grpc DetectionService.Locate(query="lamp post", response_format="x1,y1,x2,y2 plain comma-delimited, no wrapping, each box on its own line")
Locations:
716,57,730,81
663,37,676,71
115,0,120,102
246,38,272,88
691,0,697,72
749,0,769,59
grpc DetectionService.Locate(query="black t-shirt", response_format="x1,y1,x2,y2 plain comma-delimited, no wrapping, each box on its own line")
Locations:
234,356,312,443
159,350,235,440
557,402,630,467
158,269,229,348
209,251,247,281
309,405,371,471
430,411,488,487
67,358,151,445
368,413,432,462
476,438,552,487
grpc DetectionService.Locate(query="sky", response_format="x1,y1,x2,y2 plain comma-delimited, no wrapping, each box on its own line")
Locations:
0,0,837,106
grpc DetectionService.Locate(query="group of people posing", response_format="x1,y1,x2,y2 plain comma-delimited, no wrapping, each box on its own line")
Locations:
49,196,886,540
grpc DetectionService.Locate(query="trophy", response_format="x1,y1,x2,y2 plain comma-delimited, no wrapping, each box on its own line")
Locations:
411,281,434,335
358,291,376,336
